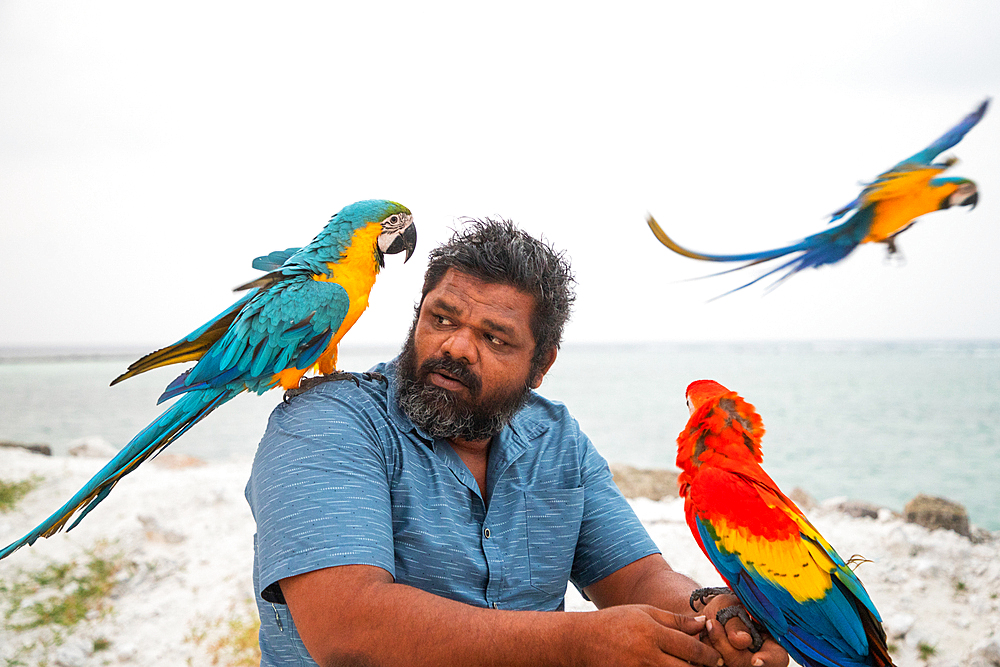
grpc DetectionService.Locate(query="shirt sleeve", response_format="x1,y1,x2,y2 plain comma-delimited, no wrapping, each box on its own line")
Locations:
246,384,396,603
570,431,661,590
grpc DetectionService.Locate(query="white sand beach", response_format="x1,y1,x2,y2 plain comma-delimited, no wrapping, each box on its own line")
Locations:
0,447,997,667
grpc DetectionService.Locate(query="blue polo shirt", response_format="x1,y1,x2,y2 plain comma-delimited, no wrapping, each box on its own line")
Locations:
246,360,659,666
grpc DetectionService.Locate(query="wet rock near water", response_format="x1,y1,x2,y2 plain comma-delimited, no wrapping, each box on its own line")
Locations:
905,493,971,538
0,440,51,456
67,436,118,458
831,499,887,520
610,464,678,501
788,487,818,511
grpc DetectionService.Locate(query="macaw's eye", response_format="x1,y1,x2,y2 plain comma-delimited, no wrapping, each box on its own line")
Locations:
390,215,399,224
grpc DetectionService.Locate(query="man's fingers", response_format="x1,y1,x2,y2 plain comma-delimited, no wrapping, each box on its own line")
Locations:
645,608,721,667
700,595,754,652
723,619,752,651
705,617,742,665
646,606,708,636
751,639,790,667
705,618,789,667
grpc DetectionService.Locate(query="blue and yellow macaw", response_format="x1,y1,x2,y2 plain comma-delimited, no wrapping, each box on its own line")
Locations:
648,99,988,295
679,380,893,667
0,199,416,560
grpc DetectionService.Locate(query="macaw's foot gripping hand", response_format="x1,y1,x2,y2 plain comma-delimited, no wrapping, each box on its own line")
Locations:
283,371,389,402
689,587,733,612
690,587,767,652
716,605,767,653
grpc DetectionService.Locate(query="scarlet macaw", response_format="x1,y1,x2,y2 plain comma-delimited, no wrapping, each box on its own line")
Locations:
648,99,988,295
678,380,893,667
0,199,416,560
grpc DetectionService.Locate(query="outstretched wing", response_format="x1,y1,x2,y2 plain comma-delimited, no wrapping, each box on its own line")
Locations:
829,98,988,223
897,98,989,168
688,466,890,667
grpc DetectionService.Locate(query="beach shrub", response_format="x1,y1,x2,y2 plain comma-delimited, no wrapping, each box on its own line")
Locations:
1,543,132,630
918,641,937,660
0,475,42,512
0,543,133,666
185,598,261,666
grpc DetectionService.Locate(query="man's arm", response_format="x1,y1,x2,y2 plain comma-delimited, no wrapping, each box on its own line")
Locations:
583,554,789,667
281,563,721,667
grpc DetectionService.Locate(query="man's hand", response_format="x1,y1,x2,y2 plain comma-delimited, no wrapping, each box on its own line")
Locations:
574,605,722,667
699,594,789,667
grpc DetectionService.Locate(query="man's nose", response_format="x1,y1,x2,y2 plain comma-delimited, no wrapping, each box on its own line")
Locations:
441,327,478,365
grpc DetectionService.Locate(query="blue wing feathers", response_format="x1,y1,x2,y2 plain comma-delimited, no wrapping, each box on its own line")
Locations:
252,247,301,272
693,508,878,667
899,98,989,167
184,291,256,343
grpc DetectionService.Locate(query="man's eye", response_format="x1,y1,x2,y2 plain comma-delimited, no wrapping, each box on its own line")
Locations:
435,315,452,326
485,334,504,346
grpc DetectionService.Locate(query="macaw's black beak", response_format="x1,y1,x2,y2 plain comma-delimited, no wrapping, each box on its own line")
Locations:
384,223,418,263
963,191,979,210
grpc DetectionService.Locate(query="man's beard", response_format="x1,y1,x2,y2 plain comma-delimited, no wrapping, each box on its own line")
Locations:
396,328,532,442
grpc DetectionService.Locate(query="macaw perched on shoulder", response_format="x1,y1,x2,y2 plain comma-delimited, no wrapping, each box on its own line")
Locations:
0,199,416,560
648,98,988,295
677,380,893,667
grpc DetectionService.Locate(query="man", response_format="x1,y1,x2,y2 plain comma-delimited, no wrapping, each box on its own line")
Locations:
246,219,789,667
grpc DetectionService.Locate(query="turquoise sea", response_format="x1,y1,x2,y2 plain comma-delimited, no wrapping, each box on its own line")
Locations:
1,341,998,530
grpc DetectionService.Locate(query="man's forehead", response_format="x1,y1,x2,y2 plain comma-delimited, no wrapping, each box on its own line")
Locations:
424,269,536,326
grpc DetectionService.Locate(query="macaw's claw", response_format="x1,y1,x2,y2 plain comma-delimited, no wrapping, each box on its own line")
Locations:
689,586,733,612
362,371,387,385
716,605,767,652
283,372,362,403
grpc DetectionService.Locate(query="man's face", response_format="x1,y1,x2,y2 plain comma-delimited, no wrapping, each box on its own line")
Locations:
397,269,555,443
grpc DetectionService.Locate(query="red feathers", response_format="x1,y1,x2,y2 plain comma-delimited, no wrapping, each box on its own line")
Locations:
677,380,766,482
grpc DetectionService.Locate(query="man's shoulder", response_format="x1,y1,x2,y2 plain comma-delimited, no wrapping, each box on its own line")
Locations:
269,361,396,426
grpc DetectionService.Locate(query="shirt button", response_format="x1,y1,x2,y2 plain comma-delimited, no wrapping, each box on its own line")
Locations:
484,528,491,539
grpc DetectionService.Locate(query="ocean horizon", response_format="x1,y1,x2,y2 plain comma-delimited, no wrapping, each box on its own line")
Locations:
2,340,998,530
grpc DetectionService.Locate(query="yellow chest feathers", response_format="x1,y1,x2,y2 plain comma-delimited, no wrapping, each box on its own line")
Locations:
312,222,382,340
864,184,954,243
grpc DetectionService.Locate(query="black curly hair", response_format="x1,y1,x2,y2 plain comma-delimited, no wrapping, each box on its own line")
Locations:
419,217,576,375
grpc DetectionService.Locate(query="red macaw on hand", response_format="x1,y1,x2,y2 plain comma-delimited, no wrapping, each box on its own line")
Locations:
677,380,894,667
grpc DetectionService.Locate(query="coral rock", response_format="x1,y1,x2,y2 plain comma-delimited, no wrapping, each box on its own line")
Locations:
904,494,971,538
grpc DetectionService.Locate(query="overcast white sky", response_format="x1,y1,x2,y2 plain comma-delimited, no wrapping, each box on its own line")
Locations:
2,1,998,348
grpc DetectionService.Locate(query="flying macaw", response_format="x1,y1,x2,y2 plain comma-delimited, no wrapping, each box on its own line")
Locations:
648,98,988,295
678,380,893,667
0,199,416,560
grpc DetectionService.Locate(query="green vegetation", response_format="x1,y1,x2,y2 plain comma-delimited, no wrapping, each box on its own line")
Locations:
917,641,937,661
1,546,132,630
0,544,133,666
887,642,899,654
0,476,42,512
954,580,967,594
186,600,261,666
210,613,261,666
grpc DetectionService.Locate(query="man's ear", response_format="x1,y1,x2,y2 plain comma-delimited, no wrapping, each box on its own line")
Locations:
529,348,558,389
